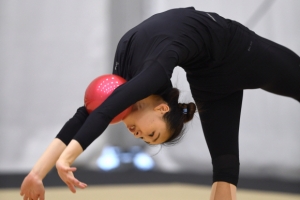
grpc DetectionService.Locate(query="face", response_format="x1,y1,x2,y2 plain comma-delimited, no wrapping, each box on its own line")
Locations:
122,96,171,145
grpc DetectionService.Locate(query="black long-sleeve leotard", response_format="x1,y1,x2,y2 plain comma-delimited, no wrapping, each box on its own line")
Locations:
57,7,229,147
56,7,300,186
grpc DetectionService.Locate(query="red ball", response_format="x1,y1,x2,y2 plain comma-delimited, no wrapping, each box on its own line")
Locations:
84,74,132,124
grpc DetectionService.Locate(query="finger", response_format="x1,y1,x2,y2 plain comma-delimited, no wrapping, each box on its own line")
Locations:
20,185,26,196
74,182,87,189
78,182,88,189
70,177,87,188
71,178,80,185
24,193,31,200
30,191,38,200
66,175,77,184
32,193,40,200
75,181,88,189
33,194,41,200
61,166,76,173
40,191,45,200
67,183,76,193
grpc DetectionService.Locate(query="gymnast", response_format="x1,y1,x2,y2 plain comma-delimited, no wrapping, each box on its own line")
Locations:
20,7,300,200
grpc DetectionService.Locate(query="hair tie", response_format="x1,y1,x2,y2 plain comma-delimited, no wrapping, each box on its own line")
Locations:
183,108,188,114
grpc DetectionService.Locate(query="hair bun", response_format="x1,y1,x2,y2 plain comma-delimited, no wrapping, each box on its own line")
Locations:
179,102,196,123
162,88,197,145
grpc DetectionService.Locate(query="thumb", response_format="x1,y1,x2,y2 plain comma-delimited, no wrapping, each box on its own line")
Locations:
67,167,77,172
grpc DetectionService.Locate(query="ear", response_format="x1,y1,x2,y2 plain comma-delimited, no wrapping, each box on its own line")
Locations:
154,103,170,114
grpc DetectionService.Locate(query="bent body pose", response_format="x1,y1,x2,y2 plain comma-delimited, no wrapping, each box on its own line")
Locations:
20,7,300,200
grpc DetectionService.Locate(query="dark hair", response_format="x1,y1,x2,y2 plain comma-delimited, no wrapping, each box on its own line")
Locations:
161,88,197,145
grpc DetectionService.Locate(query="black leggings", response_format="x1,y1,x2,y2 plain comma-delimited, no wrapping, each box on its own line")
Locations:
255,36,300,101
192,24,300,186
230,27,300,102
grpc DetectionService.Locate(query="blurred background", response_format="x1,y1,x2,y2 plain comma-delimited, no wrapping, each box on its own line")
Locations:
0,0,300,194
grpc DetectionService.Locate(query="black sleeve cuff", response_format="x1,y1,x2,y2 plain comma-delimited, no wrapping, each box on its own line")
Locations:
55,106,89,145
212,154,240,186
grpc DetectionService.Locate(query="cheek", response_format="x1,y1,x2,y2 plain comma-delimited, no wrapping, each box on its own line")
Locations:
136,114,155,129
123,112,139,125
124,110,147,124
136,115,151,126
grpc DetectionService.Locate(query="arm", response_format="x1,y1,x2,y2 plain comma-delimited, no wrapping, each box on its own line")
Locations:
210,182,237,200
28,138,66,179
56,140,86,193
55,62,173,191
72,62,172,150
20,106,89,200
28,106,88,178
20,139,66,200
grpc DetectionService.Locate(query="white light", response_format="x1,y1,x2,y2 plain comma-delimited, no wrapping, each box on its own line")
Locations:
133,152,154,171
96,146,120,171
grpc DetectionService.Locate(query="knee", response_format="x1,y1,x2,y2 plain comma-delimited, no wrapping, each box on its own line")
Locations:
212,154,240,186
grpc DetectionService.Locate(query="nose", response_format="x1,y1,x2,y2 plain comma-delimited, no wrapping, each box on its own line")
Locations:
134,130,142,138
128,126,142,138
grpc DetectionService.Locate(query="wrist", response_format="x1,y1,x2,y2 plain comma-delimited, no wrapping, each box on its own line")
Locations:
58,139,83,165
56,158,71,167
28,169,44,180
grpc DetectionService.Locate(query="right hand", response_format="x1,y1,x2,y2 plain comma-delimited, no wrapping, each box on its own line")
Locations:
56,159,87,193
20,172,45,200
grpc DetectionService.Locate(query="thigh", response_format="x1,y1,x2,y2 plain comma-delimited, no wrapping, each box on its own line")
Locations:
253,37,300,101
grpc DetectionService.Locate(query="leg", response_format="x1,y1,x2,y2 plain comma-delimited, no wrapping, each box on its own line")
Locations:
210,182,237,200
222,23,300,102
246,36,300,102
195,91,243,199
261,42,300,102
197,90,243,186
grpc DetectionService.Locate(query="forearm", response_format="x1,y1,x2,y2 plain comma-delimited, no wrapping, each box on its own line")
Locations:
57,139,83,165
30,138,67,179
210,182,237,200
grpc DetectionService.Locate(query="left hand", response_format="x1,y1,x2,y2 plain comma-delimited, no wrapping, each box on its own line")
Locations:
20,171,45,200
56,160,87,193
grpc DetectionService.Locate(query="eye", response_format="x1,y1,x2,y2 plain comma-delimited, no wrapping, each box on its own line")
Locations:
149,132,155,137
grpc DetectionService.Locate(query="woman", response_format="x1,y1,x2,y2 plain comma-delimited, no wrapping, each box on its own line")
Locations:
20,7,300,200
